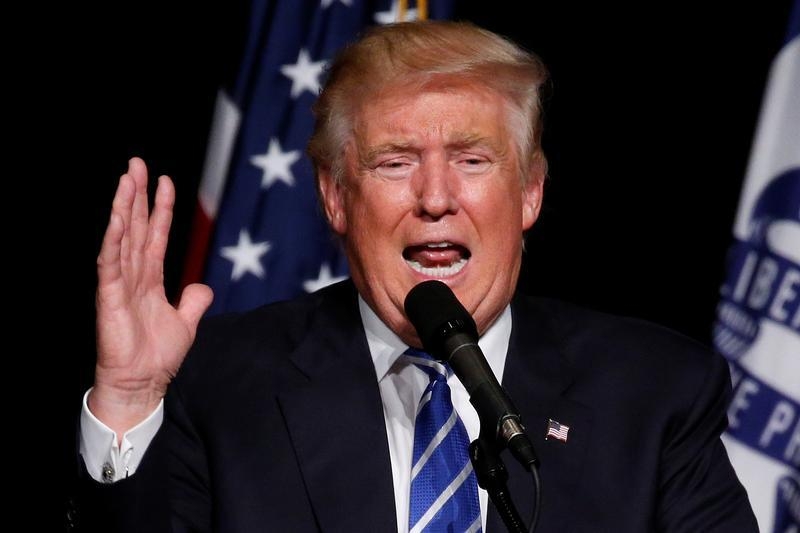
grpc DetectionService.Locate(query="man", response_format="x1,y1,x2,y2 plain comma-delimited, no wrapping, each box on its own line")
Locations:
73,20,757,532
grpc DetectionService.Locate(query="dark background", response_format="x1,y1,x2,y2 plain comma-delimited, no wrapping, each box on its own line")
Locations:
46,1,793,529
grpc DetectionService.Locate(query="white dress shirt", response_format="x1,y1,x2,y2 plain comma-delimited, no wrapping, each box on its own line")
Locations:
80,296,512,532
361,298,511,532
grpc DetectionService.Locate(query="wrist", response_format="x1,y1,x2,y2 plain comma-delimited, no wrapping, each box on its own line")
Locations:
88,382,165,435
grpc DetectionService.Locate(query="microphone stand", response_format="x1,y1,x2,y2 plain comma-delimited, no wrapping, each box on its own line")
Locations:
469,436,528,533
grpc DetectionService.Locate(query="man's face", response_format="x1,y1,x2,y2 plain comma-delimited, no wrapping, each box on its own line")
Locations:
319,82,543,345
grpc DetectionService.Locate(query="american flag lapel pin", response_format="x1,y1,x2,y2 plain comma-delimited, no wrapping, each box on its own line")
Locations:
545,418,569,443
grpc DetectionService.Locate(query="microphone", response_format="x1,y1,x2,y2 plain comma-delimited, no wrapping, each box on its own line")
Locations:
404,280,539,470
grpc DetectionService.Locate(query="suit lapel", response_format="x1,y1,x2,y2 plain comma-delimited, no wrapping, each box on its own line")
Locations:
277,283,397,532
487,296,593,533
275,285,594,532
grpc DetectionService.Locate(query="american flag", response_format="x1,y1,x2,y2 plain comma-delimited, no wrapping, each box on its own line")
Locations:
182,0,455,315
545,418,569,442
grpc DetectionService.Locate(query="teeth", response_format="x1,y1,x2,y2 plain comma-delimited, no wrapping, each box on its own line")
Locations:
406,257,467,277
426,242,452,248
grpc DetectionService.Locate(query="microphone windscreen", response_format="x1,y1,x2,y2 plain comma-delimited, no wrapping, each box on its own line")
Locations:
404,280,477,355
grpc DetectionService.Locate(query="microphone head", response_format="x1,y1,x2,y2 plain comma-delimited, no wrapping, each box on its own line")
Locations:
404,280,478,358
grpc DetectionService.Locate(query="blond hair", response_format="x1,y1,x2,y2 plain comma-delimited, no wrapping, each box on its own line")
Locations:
307,20,549,187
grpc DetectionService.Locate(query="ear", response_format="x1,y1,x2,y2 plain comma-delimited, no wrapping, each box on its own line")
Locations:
521,156,545,230
318,169,347,235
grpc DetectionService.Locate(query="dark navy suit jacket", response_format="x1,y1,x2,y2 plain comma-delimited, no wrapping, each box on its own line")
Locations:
73,279,757,532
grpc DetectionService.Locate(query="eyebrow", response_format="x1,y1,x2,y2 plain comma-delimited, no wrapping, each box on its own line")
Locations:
362,133,502,162
363,142,418,163
446,133,509,160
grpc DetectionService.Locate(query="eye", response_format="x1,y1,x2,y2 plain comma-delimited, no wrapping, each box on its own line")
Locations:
454,154,492,175
374,157,416,180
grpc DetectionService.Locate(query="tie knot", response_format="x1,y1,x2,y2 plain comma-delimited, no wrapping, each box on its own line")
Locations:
404,347,433,360
404,347,449,382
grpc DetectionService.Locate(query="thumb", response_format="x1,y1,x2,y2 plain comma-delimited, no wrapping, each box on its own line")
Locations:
176,283,214,331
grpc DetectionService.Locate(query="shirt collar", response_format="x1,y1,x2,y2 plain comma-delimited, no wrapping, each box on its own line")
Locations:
359,295,512,383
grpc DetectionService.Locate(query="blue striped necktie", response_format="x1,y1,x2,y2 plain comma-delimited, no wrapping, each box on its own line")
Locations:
405,348,482,533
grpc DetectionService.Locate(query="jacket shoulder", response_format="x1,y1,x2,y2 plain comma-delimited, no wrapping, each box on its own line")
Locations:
177,279,359,384
510,293,728,402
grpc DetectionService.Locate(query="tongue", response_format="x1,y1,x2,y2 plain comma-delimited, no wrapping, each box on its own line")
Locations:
405,245,465,267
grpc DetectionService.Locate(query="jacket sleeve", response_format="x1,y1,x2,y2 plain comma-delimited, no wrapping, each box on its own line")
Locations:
71,425,172,533
655,350,758,532
70,386,211,533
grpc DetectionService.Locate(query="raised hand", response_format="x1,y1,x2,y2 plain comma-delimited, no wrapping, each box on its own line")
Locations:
90,157,213,439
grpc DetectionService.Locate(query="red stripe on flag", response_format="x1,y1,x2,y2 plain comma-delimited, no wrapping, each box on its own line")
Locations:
180,202,214,290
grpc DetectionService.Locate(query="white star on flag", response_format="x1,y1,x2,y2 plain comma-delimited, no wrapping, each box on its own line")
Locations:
320,0,352,7
280,49,327,98
220,229,272,281
303,263,348,293
250,138,301,189
374,0,419,24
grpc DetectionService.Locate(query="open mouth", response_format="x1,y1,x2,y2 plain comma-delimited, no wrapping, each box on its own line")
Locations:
403,241,471,277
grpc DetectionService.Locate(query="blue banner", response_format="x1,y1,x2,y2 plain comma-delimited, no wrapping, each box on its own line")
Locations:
715,2,800,530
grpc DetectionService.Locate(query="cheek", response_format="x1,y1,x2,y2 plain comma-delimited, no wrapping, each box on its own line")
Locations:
351,182,411,226
469,182,524,226
344,193,392,249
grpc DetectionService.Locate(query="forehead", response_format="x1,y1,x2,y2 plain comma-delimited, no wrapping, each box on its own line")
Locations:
353,82,511,148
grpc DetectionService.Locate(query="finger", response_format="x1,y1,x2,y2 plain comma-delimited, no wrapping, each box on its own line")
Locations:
176,283,214,333
97,210,125,290
143,175,175,285
127,157,151,274
109,172,136,270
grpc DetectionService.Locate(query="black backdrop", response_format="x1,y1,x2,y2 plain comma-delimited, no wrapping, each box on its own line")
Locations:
48,1,793,529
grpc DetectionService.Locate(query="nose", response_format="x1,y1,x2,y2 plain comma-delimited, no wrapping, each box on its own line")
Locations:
414,158,459,219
